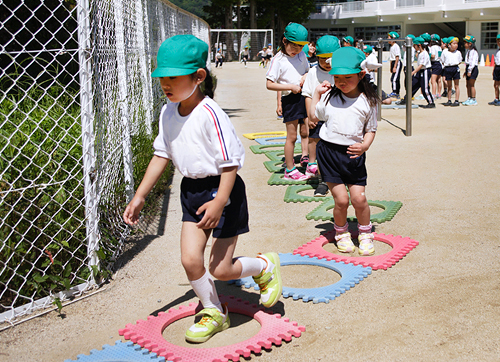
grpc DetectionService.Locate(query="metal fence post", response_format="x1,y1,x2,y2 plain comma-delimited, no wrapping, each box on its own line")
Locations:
405,36,413,136
77,0,100,279
377,38,383,123
136,0,153,135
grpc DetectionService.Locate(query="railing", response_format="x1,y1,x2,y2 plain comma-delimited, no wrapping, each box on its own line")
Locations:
0,0,209,324
396,0,425,7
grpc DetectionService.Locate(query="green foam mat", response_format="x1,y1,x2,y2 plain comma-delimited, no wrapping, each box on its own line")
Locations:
284,184,332,203
263,160,284,173
249,144,301,154
305,198,403,223
268,171,320,186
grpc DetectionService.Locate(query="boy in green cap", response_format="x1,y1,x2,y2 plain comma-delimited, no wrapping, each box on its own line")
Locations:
310,46,380,256
302,35,341,196
124,34,282,343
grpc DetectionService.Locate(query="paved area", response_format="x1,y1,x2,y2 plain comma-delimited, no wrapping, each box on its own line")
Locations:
1,60,500,361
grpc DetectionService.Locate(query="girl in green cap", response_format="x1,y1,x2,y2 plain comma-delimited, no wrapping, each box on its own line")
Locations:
310,46,380,256
124,34,282,343
463,35,479,106
266,22,311,180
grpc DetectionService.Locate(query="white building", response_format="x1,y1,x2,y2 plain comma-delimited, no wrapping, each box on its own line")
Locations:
305,0,500,56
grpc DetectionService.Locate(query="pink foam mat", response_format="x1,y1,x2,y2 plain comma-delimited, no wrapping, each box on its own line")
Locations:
293,231,419,270
119,295,305,362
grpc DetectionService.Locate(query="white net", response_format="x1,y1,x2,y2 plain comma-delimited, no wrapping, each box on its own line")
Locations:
0,0,209,324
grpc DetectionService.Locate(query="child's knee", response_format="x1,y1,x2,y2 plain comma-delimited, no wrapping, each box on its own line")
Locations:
209,264,231,281
334,195,350,210
350,192,368,209
181,254,203,273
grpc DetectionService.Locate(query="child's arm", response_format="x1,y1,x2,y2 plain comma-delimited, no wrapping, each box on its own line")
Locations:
196,166,238,230
266,79,301,94
347,132,376,159
310,81,331,119
123,155,170,225
412,64,423,76
276,91,282,116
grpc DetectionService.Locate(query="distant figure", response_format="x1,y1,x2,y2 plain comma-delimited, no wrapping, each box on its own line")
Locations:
215,49,224,68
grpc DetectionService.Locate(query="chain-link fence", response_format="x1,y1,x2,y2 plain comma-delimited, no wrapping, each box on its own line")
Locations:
0,0,209,324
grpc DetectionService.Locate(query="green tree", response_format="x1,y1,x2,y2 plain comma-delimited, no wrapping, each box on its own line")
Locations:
168,0,211,19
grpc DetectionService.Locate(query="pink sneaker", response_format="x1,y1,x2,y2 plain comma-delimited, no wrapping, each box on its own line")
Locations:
284,168,309,181
305,163,318,178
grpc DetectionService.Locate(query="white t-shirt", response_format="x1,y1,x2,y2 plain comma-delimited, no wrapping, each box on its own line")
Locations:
365,53,379,83
495,49,500,66
301,65,335,98
266,48,274,56
429,45,441,62
153,97,245,179
417,50,431,69
442,49,462,67
465,49,479,71
389,43,401,61
439,47,448,65
266,51,310,96
402,47,415,65
315,92,378,146
258,50,266,57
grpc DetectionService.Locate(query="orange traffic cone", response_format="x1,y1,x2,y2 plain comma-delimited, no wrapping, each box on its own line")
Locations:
485,54,491,66
491,54,496,66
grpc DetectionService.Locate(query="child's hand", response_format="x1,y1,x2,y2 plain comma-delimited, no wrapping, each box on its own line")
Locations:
299,74,307,87
347,142,368,158
309,118,318,128
291,84,301,94
276,104,282,116
315,81,331,95
123,196,146,225
196,199,225,229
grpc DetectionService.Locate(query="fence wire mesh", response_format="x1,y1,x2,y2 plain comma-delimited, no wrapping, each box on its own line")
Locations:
0,0,209,324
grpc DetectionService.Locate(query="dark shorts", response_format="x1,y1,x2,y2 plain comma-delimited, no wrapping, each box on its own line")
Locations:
266,54,272,60
493,65,500,81
431,61,443,76
316,140,367,186
180,174,249,238
465,65,478,80
443,66,460,81
282,92,307,123
309,121,324,139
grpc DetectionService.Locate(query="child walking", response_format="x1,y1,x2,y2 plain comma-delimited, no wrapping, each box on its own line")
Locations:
302,35,341,196
266,22,310,180
388,31,402,98
462,35,479,106
311,47,379,256
442,37,462,106
489,34,500,106
429,34,443,99
123,35,282,343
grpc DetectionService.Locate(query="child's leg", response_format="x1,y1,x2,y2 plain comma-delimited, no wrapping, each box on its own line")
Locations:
431,74,437,96
454,79,460,101
284,120,299,170
329,182,354,252
447,80,453,101
469,78,476,99
348,184,375,256
308,138,319,163
495,80,500,100
437,75,442,95
299,118,309,159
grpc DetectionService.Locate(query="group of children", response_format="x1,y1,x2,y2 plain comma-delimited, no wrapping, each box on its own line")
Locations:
121,25,500,345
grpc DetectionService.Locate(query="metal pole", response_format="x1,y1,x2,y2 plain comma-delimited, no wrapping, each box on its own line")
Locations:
405,37,413,136
376,38,383,123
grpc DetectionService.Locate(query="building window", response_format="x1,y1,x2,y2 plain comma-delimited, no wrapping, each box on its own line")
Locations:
481,22,499,50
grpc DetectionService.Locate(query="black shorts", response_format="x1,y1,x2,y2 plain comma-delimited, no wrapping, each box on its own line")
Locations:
281,92,307,123
493,65,500,81
443,66,460,81
265,54,272,60
431,61,442,76
180,174,249,238
309,121,324,139
465,65,478,80
316,140,367,186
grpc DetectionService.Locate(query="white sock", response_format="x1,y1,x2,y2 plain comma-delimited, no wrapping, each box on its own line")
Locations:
235,256,267,278
189,269,222,312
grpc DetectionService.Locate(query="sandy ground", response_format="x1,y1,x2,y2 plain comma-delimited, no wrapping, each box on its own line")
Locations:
1,60,500,362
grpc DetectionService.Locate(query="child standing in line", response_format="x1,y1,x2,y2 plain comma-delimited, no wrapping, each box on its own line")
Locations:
429,34,443,99
266,22,310,180
462,35,479,106
302,35,341,196
440,38,450,97
442,37,462,106
123,35,282,343
488,34,500,106
310,47,379,256
388,31,402,98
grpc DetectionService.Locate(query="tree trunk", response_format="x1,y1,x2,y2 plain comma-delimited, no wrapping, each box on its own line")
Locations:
250,0,257,29
224,4,235,61
237,0,241,29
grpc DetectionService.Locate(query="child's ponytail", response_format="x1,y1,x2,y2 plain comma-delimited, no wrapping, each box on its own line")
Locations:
202,68,214,98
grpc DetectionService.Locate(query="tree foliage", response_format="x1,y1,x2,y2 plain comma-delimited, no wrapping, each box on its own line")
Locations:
168,0,211,19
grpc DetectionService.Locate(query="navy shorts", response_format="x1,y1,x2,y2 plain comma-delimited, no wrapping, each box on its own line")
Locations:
443,66,460,81
465,65,478,80
493,65,500,81
316,140,367,186
431,61,443,76
282,92,307,123
309,121,324,139
180,174,249,238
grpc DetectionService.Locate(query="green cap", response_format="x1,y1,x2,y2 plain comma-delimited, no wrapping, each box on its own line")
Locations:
406,34,416,40
413,37,424,45
362,45,373,54
284,22,309,45
316,35,340,57
442,37,450,44
342,36,354,45
329,47,366,75
420,33,431,42
388,31,400,39
463,35,476,43
152,35,207,77
302,44,309,55
431,34,440,41
497,34,500,39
